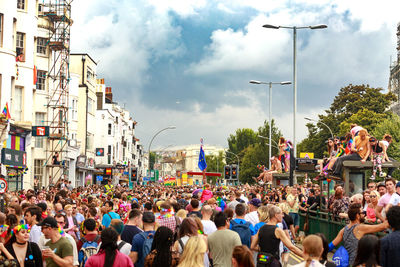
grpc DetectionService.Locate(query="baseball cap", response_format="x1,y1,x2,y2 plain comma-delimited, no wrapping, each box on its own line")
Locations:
142,212,155,223
396,182,400,188
249,198,262,207
37,216,58,228
377,182,385,188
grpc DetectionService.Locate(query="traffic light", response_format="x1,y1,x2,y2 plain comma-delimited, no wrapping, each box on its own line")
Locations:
231,164,238,179
131,168,138,181
224,165,231,179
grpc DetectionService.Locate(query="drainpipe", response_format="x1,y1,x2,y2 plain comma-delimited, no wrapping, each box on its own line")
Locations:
81,56,88,156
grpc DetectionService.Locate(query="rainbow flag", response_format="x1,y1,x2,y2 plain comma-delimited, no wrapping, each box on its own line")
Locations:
2,102,11,120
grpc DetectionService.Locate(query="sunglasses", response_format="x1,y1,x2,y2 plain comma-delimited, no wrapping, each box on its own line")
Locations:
370,195,376,198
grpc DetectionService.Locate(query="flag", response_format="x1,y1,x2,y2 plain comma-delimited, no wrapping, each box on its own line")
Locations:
198,144,207,171
33,65,37,85
2,102,11,120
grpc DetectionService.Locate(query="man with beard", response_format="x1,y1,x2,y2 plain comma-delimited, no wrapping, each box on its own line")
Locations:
329,203,389,266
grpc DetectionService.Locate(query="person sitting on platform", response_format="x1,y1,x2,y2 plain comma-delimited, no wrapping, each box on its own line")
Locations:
331,129,370,177
254,157,282,185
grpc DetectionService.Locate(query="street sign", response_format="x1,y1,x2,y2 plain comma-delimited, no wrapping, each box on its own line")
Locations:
0,178,7,194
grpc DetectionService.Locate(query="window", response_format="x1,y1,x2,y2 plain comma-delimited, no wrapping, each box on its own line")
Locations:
87,67,94,83
17,0,25,10
88,98,94,114
107,145,112,164
13,87,23,121
0,14,3,47
36,70,46,90
36,37,47,55
35,112,45,148
71,99,77,120
16,32,25,61
86,133,93,150
108,123,112,135
34,160,44,188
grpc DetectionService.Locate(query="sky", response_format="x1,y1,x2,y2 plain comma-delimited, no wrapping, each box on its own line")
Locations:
70,0,400,150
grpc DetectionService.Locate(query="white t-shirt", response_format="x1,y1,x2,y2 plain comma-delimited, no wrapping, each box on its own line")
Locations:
29,224,41,244
382,140,390,148
201,219,217,235
389,193,400,206
244,211,259,226
97,240,132,256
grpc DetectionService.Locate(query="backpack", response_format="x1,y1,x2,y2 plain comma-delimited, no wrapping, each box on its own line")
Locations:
139,232,154,260
78,235,100,267
231,220,252,247
332,246,349,267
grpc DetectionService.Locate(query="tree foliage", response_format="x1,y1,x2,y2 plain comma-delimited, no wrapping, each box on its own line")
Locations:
226,120,282,183
298,84,396,158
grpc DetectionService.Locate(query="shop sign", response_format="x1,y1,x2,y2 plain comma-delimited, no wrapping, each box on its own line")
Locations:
105,168,112,175
32,126,50,137
1,148,26,168
77,155,87,168
96,148,104,156
96,175,103,182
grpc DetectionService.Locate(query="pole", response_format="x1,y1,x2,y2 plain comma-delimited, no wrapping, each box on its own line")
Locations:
293,27,297,158
269,82,272,169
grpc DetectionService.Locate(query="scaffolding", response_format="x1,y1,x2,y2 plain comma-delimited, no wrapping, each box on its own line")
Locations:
40,0,72,186
389,23,400,99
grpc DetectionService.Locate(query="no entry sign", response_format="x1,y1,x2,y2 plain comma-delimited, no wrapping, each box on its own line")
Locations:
0,178,7,194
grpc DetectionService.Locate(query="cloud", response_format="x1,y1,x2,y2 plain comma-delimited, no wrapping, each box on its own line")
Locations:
69,0,400,149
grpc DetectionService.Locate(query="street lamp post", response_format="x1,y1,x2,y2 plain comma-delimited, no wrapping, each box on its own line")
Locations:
304,117,334,139
262,24,327,157
250,80,291,168
258,135,279,147
147,126,176,183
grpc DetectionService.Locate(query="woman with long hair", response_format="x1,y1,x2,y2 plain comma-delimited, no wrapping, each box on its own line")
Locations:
177,236,207,267
366,191,380,223
5,224,42,267
173,217,209,267
144,226,180,267
353,234,380,267
232,245,255,267
315,233,335,267
85,227,133,267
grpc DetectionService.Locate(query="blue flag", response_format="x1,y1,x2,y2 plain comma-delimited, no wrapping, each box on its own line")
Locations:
198,146,207,171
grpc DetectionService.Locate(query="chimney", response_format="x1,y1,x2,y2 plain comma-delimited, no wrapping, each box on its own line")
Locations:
105,87,112,103
96,92,103,110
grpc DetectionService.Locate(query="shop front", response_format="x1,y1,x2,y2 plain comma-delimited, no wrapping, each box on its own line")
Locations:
1,148,27,191
75,155,95,186
114,164,129,185
94,164,113,185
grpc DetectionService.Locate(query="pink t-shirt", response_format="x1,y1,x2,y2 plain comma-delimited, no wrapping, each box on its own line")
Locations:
378,193,393,208
85,251,133,267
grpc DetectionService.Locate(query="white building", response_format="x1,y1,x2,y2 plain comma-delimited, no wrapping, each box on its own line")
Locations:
94,79,139,185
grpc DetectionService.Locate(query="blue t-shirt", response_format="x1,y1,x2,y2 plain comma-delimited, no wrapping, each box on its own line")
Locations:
229,218,256,235
131,230,156,267
254,221,265,234
101,211,120,228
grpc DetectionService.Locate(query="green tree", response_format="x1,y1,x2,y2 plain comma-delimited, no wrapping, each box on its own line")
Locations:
205,151,225,183
239,144,268,183
149,152,156,170
226,128,258,164
298,84,396,158
372,114,400,160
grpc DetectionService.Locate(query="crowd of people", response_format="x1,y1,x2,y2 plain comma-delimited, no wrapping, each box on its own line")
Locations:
0,177,398,267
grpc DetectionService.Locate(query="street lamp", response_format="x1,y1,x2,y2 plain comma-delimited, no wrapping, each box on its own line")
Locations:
304,117,334,139
250,80,291,168
262,23,327,157
258,135,279,147
147,126,176,183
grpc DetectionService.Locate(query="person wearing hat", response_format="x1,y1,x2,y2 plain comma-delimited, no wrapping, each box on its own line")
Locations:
39,216,74,267
244,198,261,226
129,212,156,267
386,181,400,211
377,182,387,197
